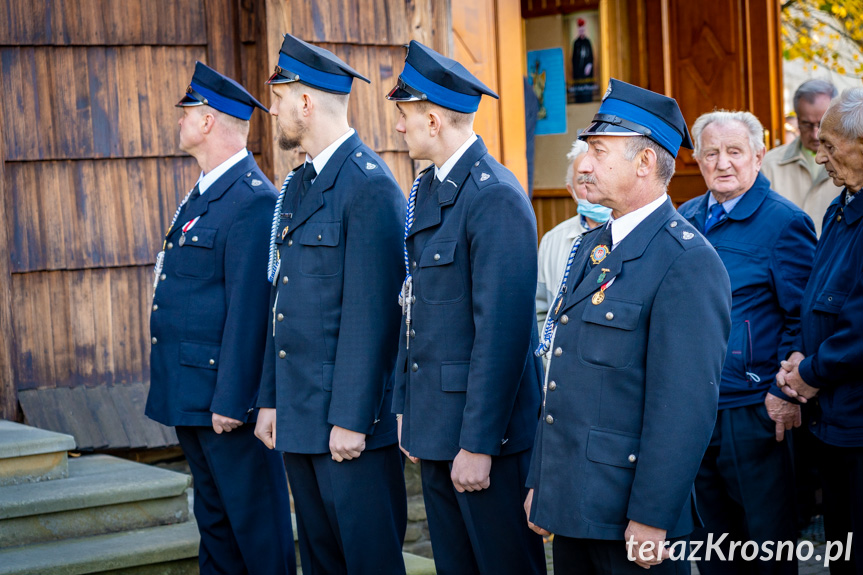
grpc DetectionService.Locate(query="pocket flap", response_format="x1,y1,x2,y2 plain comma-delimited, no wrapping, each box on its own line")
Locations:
812,289,847,313
441,361,469,392
419,241,457,267
182,227,217,249
582,298,642,331
179,341,221,370
299,222,341,247
586,427,640,469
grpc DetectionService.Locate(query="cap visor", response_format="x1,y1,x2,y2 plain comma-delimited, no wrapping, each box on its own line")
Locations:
578,121,643,138
176,94,204,107
266,71,296,85
386,84,423,102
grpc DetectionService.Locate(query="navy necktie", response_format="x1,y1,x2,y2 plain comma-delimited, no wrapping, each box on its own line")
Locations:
302,163,317,195
704,202,727,232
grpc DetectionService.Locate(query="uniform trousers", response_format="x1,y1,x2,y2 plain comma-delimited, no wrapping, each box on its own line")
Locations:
420,450,545,575
552,535,691,574
283,443,407,575
176,425,296,575
692,402,797,575
816,440,863,575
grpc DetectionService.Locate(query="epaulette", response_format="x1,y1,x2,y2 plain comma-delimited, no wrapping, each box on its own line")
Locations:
665,218,705,250
470,159,499,188
349,148,380,177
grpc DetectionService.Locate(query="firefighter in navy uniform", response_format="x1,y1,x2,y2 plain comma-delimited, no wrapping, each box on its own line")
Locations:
146,61,295,575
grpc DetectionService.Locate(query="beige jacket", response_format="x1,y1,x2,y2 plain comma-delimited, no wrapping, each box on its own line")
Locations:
761,138,842,236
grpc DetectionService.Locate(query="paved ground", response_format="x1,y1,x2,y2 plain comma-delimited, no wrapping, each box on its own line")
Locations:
544,517,832,574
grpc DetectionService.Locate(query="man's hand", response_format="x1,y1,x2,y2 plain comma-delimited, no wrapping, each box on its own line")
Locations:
625,520,668,569
524,488,551,536
254,408,277,449
776,352,818,403
764,393,801,442
450,449,492,493
329,425,366,462
212,413,243,434
397,415,419,464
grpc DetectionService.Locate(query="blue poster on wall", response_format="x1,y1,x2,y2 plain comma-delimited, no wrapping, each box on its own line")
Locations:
527,48,567,135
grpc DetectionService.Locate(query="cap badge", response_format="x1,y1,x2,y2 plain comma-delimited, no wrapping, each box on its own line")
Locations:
251,179,262,186
682,231,694,240
480,173,490,182
603,83,613,101
365,162,377,170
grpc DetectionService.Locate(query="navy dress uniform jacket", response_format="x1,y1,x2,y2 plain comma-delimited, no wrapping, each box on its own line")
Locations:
527,199,732,540
257,133,406,454
678,173,816,409
393,137,544,461
147,154,277,426
795,189,863,447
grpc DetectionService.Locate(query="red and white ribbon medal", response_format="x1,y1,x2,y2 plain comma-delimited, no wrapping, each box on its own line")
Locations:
178,216,200,246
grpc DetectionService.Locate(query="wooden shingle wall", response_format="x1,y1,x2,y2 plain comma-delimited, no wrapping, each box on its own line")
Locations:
0,0,274,449
0,0,461,450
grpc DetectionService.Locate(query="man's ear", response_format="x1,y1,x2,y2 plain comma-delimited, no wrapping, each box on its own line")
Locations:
201,111,216,135
635,146,657,178
427,109,443,138
301,92,313,117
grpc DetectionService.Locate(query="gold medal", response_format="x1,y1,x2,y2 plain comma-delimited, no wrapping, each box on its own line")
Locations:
281,225,289,240
592,290,605,305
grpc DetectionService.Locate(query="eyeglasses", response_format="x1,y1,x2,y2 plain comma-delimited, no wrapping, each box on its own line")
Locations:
799,120,821,131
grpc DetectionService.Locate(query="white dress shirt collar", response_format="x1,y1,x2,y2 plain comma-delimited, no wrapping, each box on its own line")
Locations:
435,133,478,182
196,148,249,194
609,193,668,249
306,128,355,182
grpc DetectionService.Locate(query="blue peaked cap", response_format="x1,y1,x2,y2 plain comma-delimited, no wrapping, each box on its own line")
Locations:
387,41,498,113
579,79,693,158
266,33,369,94
177,61,267,120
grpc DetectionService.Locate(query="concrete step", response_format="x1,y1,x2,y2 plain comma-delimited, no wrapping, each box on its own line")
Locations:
0,521,200,575
0,420,76,486
0,454,191,547
403,551,437,575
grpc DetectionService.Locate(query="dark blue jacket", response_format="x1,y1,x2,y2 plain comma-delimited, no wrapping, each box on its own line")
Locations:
147,154,276,427
257,133,406,455
393,137,543,462
678,173,816,410
527,199,731,540
796,188,863,447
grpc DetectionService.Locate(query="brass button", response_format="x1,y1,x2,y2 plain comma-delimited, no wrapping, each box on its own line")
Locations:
166,242,173,249
560,314,568,325
410,329,415,338
279,350,286,359
209,359,215,365
152,304,158,311
288,239,293,246
433,253,441,261
554,347,562,357
317,234,322,241
192,236,198,242
548,381,556,391
606,312,614,320
837,214,843,222
670,221,678,228
545,414,554,424
160,273,166,281
151,337,158,344
628,454,637,463
412,261,417,269
411,363,419,372
282,276,289,284
277,313,284,321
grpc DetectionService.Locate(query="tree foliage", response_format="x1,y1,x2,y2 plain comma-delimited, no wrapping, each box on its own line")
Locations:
781,0,863,76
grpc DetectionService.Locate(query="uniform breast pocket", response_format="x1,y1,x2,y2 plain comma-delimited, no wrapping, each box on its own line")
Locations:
577,297,642,369
418,240,464,304
581,427,640,527
812,289,847,315
299,222,342,277
175,227,218,279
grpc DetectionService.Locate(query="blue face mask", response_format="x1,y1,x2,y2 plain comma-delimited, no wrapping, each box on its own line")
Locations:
576,198,612,223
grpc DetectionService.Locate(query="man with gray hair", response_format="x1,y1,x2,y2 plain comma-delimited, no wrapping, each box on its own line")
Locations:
777,87,863,573
762,79,841,235
535,139,611,338
679,109,816,574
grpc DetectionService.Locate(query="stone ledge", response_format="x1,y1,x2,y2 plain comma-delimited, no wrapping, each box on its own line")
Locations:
0,455,190,520
0,521,200,575
0,420,76,460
